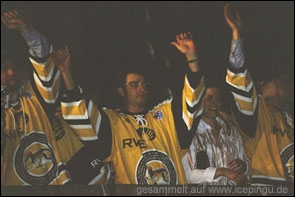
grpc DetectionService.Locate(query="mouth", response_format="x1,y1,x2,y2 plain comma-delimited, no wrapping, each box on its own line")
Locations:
137,94,146,97
209,107,218,112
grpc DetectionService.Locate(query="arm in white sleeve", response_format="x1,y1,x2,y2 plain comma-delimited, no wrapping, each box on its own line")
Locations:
229,39,245,70
21,26,50,59
182,151,217,184
188,167,217,184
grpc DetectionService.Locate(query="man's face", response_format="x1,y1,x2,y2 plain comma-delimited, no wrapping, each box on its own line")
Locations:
260,80,278,101
1,60,21,91
260,75,291,107
120,73,149,111
202,87,221,120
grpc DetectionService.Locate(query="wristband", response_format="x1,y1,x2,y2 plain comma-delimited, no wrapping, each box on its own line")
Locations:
187,57,199,63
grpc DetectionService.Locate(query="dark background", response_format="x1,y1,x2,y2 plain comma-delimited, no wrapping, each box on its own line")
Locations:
1,1,294,108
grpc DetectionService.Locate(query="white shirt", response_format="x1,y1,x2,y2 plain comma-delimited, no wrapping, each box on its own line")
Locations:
182,116,248,185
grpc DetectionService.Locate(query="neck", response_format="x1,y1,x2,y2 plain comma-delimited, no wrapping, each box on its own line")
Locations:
127,106,146,114
201,116,219,129
265,97,283,110
9,91,19,104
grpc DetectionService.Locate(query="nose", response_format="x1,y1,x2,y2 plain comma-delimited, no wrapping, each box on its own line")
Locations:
212,97,218,104
137,83,146,91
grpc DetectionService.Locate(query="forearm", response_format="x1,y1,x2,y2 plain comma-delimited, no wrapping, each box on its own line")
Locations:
229,39,245,70
214,168,225,179
187,58,200,73
61,71,75,91
22,25,50,59
232,28,240,41
188,167,217,184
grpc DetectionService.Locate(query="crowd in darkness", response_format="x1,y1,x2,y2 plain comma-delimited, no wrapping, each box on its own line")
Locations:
1,1,294,108
1,1,294,189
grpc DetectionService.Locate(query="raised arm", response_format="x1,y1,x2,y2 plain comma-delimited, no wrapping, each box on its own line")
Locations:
170,32,205,149
2,10,59,106
52,46,74,90
224,4,258,137
1,10,50,59
171,32,200,73
224,3,242,41
53,46,112,184
52,46,100,141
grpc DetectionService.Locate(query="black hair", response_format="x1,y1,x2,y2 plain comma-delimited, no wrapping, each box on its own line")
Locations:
114,58,151,89
1,50,31,74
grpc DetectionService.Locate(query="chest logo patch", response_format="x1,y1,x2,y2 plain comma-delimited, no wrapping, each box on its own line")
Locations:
14,132,58,185
136,150,177,184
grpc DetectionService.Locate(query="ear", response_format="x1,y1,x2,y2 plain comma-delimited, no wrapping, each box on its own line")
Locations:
117,87,125,97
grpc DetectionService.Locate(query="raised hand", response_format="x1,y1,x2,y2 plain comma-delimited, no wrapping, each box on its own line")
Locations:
52,46,71,73
224,3,242,40
171,32,197,60
1,10,27,32
52,46,75,90
171,32,199,72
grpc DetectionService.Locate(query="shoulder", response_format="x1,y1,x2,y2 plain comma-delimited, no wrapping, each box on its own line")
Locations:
149,98,173,112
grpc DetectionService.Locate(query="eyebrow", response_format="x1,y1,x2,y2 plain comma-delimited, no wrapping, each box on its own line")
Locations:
126,80,147,84
126,80,140,84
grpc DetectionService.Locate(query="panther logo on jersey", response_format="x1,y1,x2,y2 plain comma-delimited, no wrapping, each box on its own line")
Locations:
14,132,58,185
145,165,169,184
136,150,177,184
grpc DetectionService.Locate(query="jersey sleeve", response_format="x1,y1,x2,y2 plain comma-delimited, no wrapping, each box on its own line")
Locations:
226,39,258,137
182,72,205,131
61,86,112,184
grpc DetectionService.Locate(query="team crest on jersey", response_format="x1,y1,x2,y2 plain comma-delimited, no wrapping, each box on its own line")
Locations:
136,150,177,184
153,110,164,120
14,132,58,185
280,143,294,182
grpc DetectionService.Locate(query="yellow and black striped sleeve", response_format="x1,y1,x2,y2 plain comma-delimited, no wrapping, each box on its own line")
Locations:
61,87,103,141
226,68,258,115
226,67,259,137
29,46,61,104
61,86,112,184
182,73,205,131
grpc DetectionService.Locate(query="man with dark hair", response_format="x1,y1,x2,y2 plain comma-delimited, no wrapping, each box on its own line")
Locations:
60,32,205,184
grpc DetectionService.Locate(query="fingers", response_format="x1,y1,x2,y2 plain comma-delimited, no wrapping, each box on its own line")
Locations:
224,4,232,23
231,165,242,172
52,46,71,69
176,32,193,41
5,10,18,18
2,10,19,21
1,10,26,32
235,173,247,185
227,170,247,184
176,35,181,42
230,159,243,171
55,46,70,60
172,32,193,48
57,49,67,60
224,3,230,16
